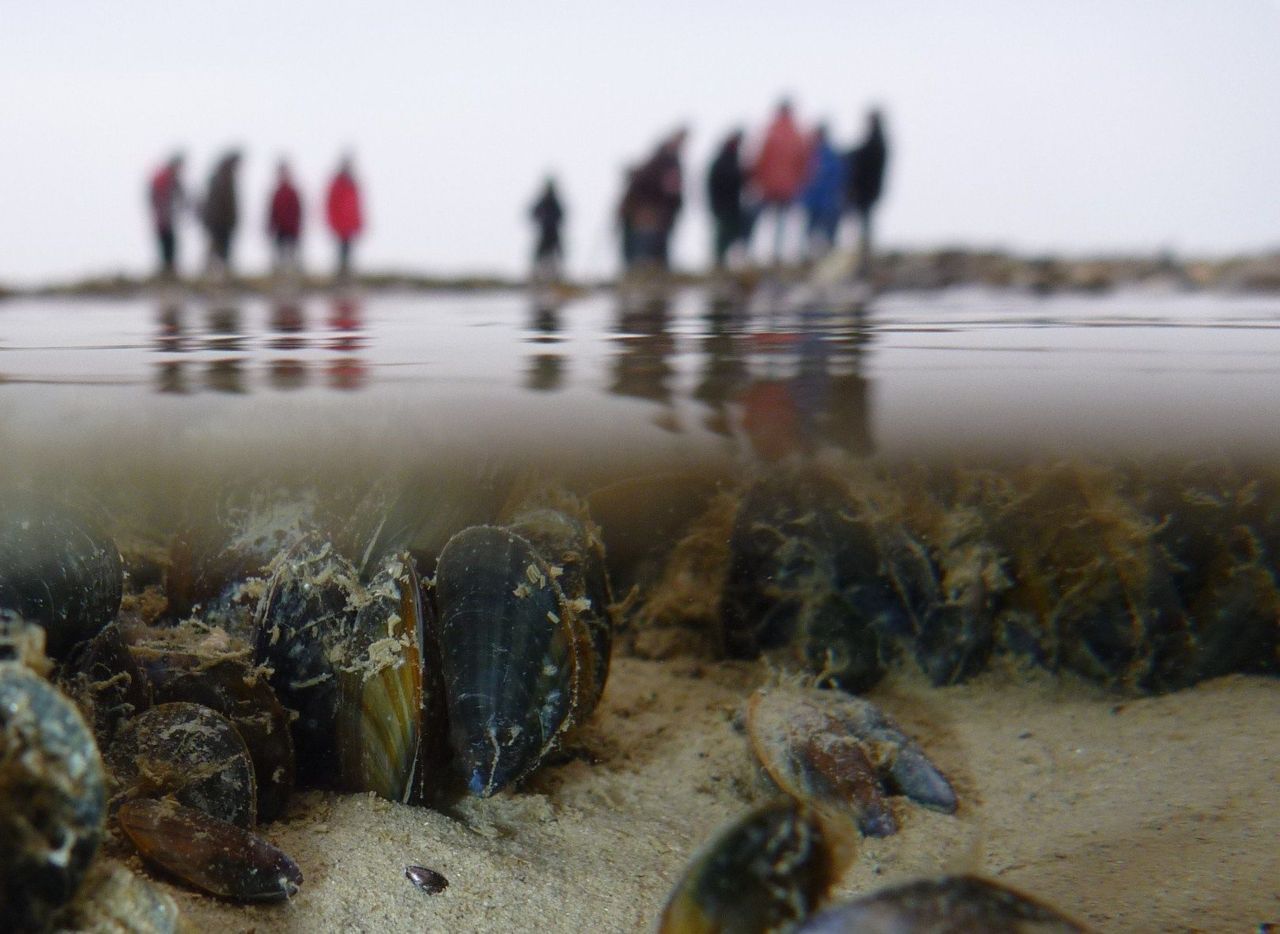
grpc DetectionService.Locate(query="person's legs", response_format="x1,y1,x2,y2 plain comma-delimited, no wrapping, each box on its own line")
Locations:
337,239,352,278
158,228,176,276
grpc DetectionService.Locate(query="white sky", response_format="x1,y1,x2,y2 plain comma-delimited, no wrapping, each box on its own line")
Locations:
2,1,1279,284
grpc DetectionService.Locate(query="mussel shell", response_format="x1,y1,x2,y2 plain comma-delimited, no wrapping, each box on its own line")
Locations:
53,860,181,934
0,662,107,932
0,494,123,659
336,553,446,803
434,525,588,797
657,799,847,934
253,535,361,773
721,473,893,693
60,621,152,748
128,642,294,823
507,507,614,716
106,702,257,829
796,874,1087,933
118,798,302,903
746,687,897,838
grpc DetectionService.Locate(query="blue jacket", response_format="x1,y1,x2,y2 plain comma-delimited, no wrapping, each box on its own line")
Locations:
801,138,845,219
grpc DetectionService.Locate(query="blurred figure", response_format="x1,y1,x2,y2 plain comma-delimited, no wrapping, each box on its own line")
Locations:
801,124,845,258
326,156,364,280
529,177,565,280
148,153,186,278
267,161,303,275
201,151,241,278
845,109,889,279
620,129,686,272
707,130,746,270
751,100,810,263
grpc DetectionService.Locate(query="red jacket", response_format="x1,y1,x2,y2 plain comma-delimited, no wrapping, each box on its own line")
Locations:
753,110,811,204
326,171,363,240
269,181,302,238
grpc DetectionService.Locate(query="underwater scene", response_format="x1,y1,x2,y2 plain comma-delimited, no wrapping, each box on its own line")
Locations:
2,283,1278,932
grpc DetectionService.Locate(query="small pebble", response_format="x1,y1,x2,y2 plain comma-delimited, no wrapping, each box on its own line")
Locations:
406,865,448,895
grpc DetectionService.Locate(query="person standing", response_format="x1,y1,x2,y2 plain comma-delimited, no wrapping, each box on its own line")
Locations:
326,156,364,280
801,124,845,258
751,100,810,264
267,160,303,275
846,109,889,279
201,150,241,278
530,177,565,279
707,130,746,269
148,153,186,278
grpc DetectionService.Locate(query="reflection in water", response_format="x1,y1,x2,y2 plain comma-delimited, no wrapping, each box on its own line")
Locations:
148,291,369,395
609,292,677,408
205,304,244,351
269,358,308,391
327,292,366,354
206,357,246,394
525,299,565,392
694,295,749,436
155,300,187,354
738,298,875,462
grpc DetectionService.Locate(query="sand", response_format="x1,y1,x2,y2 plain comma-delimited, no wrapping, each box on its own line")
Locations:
90,655,1279,933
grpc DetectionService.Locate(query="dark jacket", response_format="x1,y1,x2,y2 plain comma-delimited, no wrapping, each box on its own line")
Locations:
203,155,240,235
707,137,743,222
531,186,563,235
846,120,887,215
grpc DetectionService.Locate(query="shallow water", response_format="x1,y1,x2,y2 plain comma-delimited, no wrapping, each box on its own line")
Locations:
4,285,1280,480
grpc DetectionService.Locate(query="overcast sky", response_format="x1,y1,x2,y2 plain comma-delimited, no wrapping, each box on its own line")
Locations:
2,1,1279,284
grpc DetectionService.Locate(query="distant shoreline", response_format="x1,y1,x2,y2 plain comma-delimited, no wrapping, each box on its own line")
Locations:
3,248,1280,300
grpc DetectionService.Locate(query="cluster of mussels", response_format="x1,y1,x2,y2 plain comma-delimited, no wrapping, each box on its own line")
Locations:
714,462,1280,695
0,489,613,930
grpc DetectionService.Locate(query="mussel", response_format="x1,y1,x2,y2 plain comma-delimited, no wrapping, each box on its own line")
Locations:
105,701,258,829
796,874,1087,933
118,798,303,903
0,494,123,659
745,686,956,839
0,619,108,931
433,521,599,796
657,799,851,934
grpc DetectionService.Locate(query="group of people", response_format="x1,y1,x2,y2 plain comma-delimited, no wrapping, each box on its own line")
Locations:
527,103,887,278
147,152,365,280
708,102,888,271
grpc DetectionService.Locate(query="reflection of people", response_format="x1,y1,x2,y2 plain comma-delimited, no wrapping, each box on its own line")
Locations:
846,109,888,279
530,178,565,279
201,151,241,277
326,156,364,280
752,100,809,263
267,161,303,274
707,131,746,269
148,153,186,278
801,125,844,258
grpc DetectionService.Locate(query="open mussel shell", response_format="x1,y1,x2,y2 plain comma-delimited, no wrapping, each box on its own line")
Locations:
657,799,850,934
105,702,257,829
337,553,447,803
506,506,615,717
746,687,897,838
253,534,361,773
434,524,590,797
118,798,302,903
0,493,123,659
0,660,107,932
796,874,1088,933
128,636,295,823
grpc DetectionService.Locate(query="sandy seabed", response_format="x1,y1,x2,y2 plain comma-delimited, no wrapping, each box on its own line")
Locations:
103,656,1277,933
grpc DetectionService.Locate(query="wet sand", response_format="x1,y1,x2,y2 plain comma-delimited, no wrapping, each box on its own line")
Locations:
102,656,1278,932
